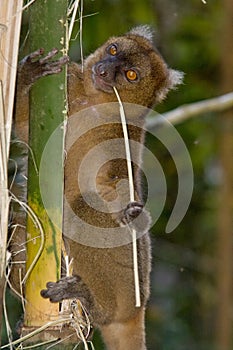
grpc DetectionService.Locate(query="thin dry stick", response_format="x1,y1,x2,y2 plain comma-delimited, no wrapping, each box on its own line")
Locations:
10,193,45,285
0,0,23,154
11,139,39,174
0,317,72,349
68,0,84,69
20,338,60,349
45,335,76,350
0,82,7,178
68,0,80,41
60,241,74,315
0,4,23,319
6,223,27,311
74,323,89,350
113,87,141,307
3,271,13,350
22,0,37,11
0,81,10,284
79,0,84,71
146,91,233,129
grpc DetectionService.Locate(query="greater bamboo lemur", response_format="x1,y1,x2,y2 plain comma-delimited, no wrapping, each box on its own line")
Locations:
13,25,183,350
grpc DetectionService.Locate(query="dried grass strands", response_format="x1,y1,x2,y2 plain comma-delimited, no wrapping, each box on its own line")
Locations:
0,82,9,281
0,0,23,154
0,1,23,344
0,0,23,285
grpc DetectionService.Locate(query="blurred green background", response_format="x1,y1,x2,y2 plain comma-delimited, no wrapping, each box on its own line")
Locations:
3,0,233,349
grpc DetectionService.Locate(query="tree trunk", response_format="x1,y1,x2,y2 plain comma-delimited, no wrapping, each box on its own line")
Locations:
216,0,233,348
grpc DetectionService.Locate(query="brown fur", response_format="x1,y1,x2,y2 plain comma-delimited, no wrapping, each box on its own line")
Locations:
12,26,183,349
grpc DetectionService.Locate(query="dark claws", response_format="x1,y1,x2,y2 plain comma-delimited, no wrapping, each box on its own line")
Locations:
22,48,45,64
23,48,60,64
39,48,59,64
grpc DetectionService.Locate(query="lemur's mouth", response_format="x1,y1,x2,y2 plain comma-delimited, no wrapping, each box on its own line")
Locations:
92,73,114,93
92,63,115,93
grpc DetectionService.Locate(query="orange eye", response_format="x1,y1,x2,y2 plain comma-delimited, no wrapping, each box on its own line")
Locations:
126,70,138,81
109,44,117,56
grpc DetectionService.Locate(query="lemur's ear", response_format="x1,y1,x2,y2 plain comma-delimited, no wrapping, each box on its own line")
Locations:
156,69,184,103
167,69,184,90
128,25,154,43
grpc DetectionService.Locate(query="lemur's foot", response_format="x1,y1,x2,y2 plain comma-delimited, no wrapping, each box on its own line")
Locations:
41,276,81,303
41,275,95,326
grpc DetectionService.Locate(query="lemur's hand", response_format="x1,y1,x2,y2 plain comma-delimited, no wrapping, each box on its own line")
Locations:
18,48,69,90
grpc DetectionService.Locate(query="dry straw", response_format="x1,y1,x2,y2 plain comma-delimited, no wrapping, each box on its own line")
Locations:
113,86,141,308
0,0,23,291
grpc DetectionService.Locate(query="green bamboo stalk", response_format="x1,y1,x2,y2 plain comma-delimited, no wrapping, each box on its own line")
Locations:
24,0,67,328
